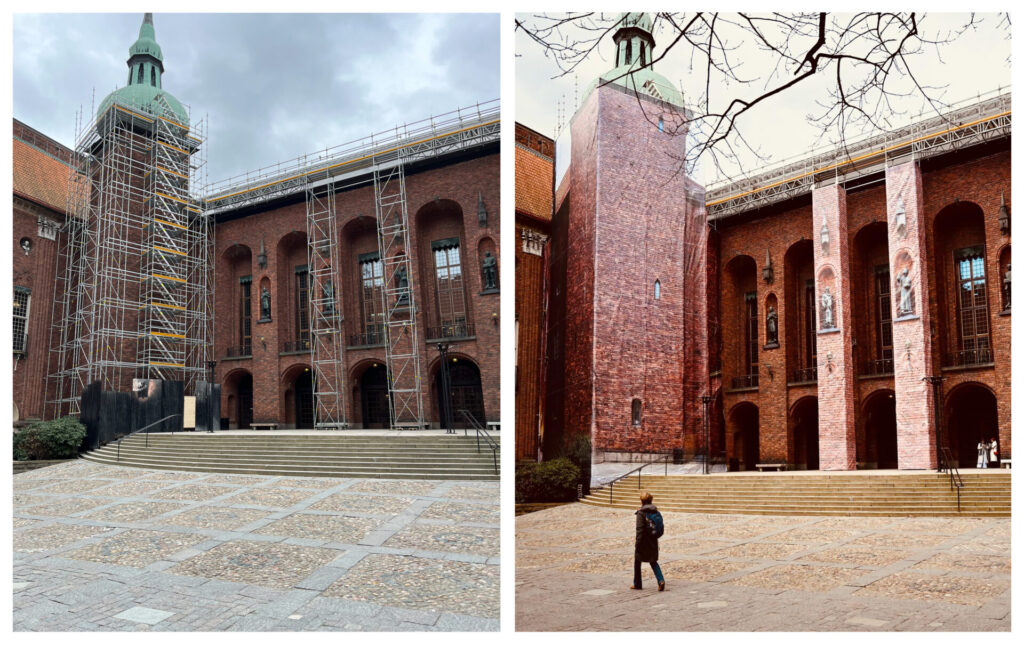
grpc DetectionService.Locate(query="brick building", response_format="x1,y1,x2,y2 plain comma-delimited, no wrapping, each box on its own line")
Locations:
12,14,500,431
521,13,1011,471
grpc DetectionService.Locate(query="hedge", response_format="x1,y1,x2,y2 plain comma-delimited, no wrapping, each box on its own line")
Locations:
13,417,87,461
515,458,581,503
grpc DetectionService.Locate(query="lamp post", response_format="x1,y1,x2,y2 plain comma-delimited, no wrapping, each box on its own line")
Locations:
923,375,945,472
206,360,217,433
700,394,713,475
436,342,454,434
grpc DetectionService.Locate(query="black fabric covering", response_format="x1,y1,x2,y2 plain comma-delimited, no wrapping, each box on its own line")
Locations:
78,380,185,450
194,381,221,432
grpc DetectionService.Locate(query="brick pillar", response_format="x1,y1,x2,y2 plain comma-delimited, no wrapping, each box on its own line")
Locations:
885,162,936,469
812,184,856,470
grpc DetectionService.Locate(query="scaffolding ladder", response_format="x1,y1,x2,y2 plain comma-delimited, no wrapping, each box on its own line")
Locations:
303,179,349,429
373,152,425,429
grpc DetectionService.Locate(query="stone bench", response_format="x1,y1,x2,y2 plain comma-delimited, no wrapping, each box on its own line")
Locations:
1000,459,1011,469
756,463,786,472
249,422,278,431
486,421,500,431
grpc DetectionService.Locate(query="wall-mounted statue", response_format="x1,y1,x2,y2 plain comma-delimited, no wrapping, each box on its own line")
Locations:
323,280,335,315
1004,264,1011,309
894,197,908,240
821,222,830,257
482,251,499,290
766,305,778,345
396,266,410,305
895,268,914,316
260,287,271,321
821,287,834,329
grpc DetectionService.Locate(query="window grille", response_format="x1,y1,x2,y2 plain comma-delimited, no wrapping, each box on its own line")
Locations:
13,287,30,354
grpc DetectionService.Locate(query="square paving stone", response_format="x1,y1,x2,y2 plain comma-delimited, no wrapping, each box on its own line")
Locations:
13,493,55,509
345,479,438,496
850,532,950,548
13,478,61,492
36,479,118,495
659,558,752,582
14,522,116,552
729,564,861,592
555,552,633,574
252,513,382,543
60,529,208,568
708,541,807,561
93,467,151,480
418,501,499,525
168,539,342,588
86,479,175,498
949,538,1011,555
135,470,199,481
200,474,274,486
223,487,318,508
854,572,1010,607
807,545,912,566
13,517,39,529
161,505,273,531
383,522,499,557
21,497,119,517
658,537,732,556
323,553,499,618
575,536,636,552
766,525,860,544
310,493,414,516
81,501,188,523
910,552,1011,575
515,550,574,570
113,606,175,625
270,477,344,490
889,518,978,535
154,484,240,502
515,532,570,549
444,484,499,501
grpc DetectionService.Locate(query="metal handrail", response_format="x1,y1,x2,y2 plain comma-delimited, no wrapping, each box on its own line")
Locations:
939,446,965,512
457,409,498,474
606,455,670,504
116,414,183,462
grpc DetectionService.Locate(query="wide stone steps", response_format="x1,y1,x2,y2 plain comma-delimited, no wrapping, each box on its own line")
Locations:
582,472,1010,517
80,433,500,480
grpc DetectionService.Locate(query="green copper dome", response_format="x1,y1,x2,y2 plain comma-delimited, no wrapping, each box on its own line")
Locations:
97,14,188,125
584,12,684,108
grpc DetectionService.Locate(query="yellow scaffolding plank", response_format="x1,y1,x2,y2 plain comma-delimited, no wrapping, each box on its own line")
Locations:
151,331,186,339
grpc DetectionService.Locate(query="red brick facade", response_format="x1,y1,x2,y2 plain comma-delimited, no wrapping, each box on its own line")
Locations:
531,99,1011,470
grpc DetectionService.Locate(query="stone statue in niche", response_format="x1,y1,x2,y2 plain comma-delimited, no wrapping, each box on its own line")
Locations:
482,251,498,290
395,266,410,305
895,268,914,316
766,305,778,345
821,287,834,329
323,280,335,315
821,222,830,256
260,287,271,321
1004,264,1011,309
894,197,908,240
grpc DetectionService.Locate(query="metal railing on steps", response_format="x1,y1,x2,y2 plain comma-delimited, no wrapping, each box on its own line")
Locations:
115,414,182,462
939,446,965,512
604,455,670,504
457,409,498,474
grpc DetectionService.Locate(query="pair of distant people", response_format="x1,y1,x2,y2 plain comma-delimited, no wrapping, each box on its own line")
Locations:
976,437,1000,468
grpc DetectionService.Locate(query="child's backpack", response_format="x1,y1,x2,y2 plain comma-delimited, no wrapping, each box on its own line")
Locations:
645,510,665,539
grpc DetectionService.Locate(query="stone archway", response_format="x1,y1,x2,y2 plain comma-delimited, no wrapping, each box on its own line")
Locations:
790,396,819,470
861,389,897,469
435,357,485,428
729,402,760,471
223,369,253,429
945,382,999,468
359,363,390,429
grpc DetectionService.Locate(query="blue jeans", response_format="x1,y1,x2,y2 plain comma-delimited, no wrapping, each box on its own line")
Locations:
633,558,664,588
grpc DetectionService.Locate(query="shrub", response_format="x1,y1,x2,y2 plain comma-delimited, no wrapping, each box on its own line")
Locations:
516,458,581,503
13,417,87,460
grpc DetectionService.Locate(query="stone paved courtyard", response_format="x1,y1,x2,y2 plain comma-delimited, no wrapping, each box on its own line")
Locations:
14,460,499,631
516,503,1010,631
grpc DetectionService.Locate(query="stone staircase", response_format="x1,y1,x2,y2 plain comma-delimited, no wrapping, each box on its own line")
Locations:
582,471,1010,517
80,433,500,480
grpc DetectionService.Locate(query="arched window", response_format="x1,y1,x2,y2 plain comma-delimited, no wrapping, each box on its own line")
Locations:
631,398,642,426
654,279,661,300
640,43,646,67
658,117,664,133
151,66,156,86
625,40,632,64
137,64,143,84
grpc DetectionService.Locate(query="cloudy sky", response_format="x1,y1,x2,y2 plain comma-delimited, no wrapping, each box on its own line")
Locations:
13,12,499,185
516,12,1011,185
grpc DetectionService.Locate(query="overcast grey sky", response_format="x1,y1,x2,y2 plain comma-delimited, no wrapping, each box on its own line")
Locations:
516,12,1011,186
13,13,499,184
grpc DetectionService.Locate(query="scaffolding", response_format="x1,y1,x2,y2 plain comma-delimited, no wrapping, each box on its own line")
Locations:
46,101,210,418
303,178,349,429
705,90,1012,219
372,153,425,429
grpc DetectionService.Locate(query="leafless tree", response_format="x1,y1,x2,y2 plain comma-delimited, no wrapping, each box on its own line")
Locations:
517,12,1010,179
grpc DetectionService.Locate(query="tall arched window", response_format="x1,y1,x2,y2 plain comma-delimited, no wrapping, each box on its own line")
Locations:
654,279,661,300
137,64,143,84
631,398,642,426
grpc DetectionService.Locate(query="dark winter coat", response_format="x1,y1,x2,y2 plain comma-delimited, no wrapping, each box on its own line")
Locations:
634,503,659,563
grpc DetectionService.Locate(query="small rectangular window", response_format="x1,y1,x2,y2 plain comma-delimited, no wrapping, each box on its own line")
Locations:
13,287,30,354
